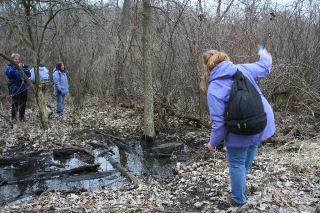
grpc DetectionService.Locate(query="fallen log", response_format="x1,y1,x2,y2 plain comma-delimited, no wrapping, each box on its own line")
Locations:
88,141,112,151
53,148,82,158
52,141,94,157
93,130,132,153
0,163,101,186
0,156,50,166
102,152,143,187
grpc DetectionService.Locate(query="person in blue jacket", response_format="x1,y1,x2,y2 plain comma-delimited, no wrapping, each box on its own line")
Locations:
5,53,31,121
30,59,49,83
201,48,275,206
30,59,52,116
53,61,69,116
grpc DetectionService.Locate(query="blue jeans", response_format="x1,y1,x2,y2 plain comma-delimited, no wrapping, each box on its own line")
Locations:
226,144,259,204
56,94,65,115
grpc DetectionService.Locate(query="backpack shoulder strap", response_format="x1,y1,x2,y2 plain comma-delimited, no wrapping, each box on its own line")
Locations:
233,70,245,90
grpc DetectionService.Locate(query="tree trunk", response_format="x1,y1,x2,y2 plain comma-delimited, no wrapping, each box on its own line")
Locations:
35,88,49,129
32,53,49,130
115,0,131,102
142,0,155,141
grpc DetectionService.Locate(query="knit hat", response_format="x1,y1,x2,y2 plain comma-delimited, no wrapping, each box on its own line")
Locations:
56,61,63,69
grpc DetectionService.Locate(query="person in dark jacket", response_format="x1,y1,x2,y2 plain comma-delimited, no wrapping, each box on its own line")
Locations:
201,48,275,206
5,53,31,121
53,61,69,116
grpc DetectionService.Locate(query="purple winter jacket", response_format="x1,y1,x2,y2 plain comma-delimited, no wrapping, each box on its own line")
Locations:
207,52,275,148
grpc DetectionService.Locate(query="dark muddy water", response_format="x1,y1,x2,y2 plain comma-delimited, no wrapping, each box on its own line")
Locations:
0,140,196,204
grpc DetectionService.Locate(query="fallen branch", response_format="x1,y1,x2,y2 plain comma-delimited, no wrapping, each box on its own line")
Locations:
103,152,144,187
0,112,13,127
53,141,93,157
0,178,7,186
282,124,299,142
299,101,315,117
64,143,93,157
93,130,132,153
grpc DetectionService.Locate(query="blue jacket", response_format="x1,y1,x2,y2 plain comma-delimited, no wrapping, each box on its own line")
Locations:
53,68,69,95
208,53,276,148
5,64,31,91
30,64,49,83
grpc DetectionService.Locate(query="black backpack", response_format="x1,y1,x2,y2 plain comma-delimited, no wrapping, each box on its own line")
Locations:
224,70,267,135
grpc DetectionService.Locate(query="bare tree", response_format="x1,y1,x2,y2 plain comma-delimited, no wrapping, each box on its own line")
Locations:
114,0,131,103
0,0,62,129
142,0,155,141
0,0,103,128
1,0,317,131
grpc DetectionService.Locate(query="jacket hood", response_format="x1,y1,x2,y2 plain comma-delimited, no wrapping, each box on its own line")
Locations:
53,67,67,73
208,61,237,83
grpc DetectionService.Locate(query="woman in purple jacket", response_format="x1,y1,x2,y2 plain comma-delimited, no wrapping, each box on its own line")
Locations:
201,49,275,206
53,61,69,116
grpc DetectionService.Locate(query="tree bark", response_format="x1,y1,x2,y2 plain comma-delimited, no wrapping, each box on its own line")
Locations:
142,0,155,141
35,85,49,129
115,0,131,102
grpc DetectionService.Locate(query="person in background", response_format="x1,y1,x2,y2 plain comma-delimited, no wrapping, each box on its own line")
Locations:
30,59,52,117
5,53,31,122
53,61,69,116
201,48,275,206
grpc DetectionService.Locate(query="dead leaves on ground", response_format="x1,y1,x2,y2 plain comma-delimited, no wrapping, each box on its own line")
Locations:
0,97,319,212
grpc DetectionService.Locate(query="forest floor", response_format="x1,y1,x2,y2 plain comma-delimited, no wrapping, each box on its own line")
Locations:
0,95,319,213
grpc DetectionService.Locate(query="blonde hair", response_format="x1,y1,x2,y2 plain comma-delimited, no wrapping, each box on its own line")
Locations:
200,50,230,92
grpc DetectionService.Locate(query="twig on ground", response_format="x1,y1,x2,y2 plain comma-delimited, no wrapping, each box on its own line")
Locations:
0,112,13,127
0,178,7,186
